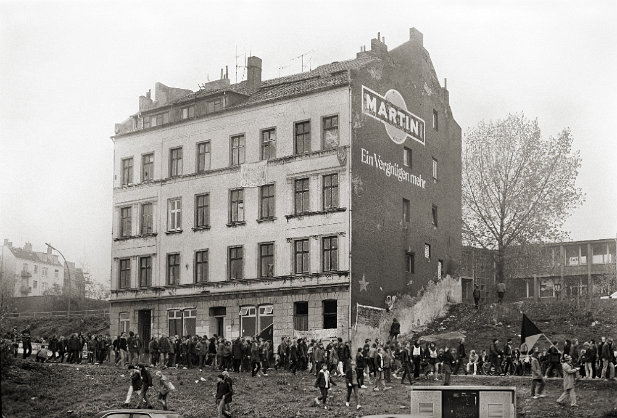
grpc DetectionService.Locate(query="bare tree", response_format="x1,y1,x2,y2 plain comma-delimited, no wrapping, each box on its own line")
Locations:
462,113,584,283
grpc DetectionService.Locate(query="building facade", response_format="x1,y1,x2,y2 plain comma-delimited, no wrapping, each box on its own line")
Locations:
461,238,617,302
109,28,462,343
1,240,65,297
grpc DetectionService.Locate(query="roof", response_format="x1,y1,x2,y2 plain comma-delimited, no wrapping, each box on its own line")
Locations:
174,55,377,109
8,247,62,266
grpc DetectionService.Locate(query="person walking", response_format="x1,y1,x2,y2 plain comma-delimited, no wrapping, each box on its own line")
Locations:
315,363,336,410
251,338,262,377
545,343,562,378
496,281,506,303
21,326,32,359
601,338,615,379
556,354,578,407
137,364,153,409
373,347,388,391
154,370,174,410
123,365,142,408
215,374,232,418
473,285,481,309
530,348,546,399
489,339,503,375
389,318,401,342
345,359,361,410
400,342,414,385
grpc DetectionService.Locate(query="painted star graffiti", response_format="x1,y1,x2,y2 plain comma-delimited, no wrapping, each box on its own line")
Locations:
359,274,369,292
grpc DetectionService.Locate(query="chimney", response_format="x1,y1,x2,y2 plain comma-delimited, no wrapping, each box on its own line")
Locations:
47,246,52,255
24,242,32,252
247,56,262,90
409,27,423,46
370,32,388,56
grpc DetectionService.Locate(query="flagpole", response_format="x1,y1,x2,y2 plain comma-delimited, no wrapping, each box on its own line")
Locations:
542,334,561,353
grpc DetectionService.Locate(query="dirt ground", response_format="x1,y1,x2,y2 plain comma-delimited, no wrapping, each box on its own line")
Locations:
1,359,616,418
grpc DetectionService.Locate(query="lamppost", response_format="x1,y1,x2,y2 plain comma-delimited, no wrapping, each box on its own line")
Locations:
45,243,71,318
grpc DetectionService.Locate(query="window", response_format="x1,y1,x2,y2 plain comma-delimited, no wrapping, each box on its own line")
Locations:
183,309,196,336
258,305,274,334
168,310,182,337
195,250,209,283
322,174,339,210
425,243,431,260
259,243,274,277
323,300,337,329
229,189,245,223
294,178,310,214
432,158,438,181
322,115,339,149
34,265,38,273
239,306,256,337
195,194,210,228
121,158,133,186
139,256,152,287
167,253,180,285
566,246,580,266
294,301,308,331
432,109,438,131
42,267,47,277
119,312,130,334
54,269,58,278
403,147,412,167
228,246,243,279
206,97,223,113
294,239,310,274
196,141,211,173
294,121,311,155
142,153,154,182
405,252,415,273
259,184,275,220
438,259,443,278
120,206,132,237
181,105,195,120
261,128,276,160
322,236,338,272
230,134,245,166
140,203,153,235
580,245,588,265
403,199,410,223
33,280,37,289
592,243,610,264
167,198,182,231
432,205,438,227
149,112,169,127
169,147,183,177
119,258,131,289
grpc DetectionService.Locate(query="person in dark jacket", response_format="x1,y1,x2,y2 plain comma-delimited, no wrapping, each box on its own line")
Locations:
314,362,336,410
289,339,299,375
453,337,467,375
137,364,153,409
545,343,563,378
344,359,361,410
601,338,615,379
124,365,142,407
21,327,32,359
389,318,401,342
400,342,414,384
215,374,232,418
489,339,503,375
442,347,455,385
473,285,481,308
355,347,366,387
232,338,242,372
251,339,261,376
158,335,170,368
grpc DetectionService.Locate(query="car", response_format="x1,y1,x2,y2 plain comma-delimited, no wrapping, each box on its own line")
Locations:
600,291,617,299
93,409,183,418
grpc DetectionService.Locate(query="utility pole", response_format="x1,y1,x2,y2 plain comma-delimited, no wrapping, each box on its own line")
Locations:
46,243,71,318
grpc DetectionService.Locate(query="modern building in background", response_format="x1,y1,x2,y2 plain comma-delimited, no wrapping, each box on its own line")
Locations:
109,27,462,343
460,238,617,303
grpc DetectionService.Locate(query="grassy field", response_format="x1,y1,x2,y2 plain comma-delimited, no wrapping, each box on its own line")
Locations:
1,359,616,418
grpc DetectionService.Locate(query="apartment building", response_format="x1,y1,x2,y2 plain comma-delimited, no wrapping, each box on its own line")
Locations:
109,27,462,343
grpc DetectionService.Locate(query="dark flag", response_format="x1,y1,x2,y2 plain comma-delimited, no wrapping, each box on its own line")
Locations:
520,314,543,353
258,323,273,342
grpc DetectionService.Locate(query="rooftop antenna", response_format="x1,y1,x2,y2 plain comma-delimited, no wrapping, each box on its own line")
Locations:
293,50,315,72
234,46,247,83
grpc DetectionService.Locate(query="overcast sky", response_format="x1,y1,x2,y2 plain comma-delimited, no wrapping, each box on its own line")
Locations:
1,0,616,286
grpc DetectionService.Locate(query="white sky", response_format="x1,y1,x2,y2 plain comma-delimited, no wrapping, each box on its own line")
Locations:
1,0,616,285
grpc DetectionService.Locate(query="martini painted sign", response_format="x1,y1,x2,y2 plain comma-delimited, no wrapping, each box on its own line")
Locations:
362,85,425,145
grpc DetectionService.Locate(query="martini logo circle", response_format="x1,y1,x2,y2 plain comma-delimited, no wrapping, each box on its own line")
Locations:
362,85,425,145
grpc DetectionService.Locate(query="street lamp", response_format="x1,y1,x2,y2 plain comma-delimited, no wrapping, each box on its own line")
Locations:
45,243,71,318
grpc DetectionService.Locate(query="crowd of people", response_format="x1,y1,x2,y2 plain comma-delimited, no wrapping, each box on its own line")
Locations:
3,323,616,416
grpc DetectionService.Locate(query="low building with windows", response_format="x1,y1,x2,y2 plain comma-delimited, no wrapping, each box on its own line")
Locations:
461,238,617,303
0,240,65,297
109,28,462,343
